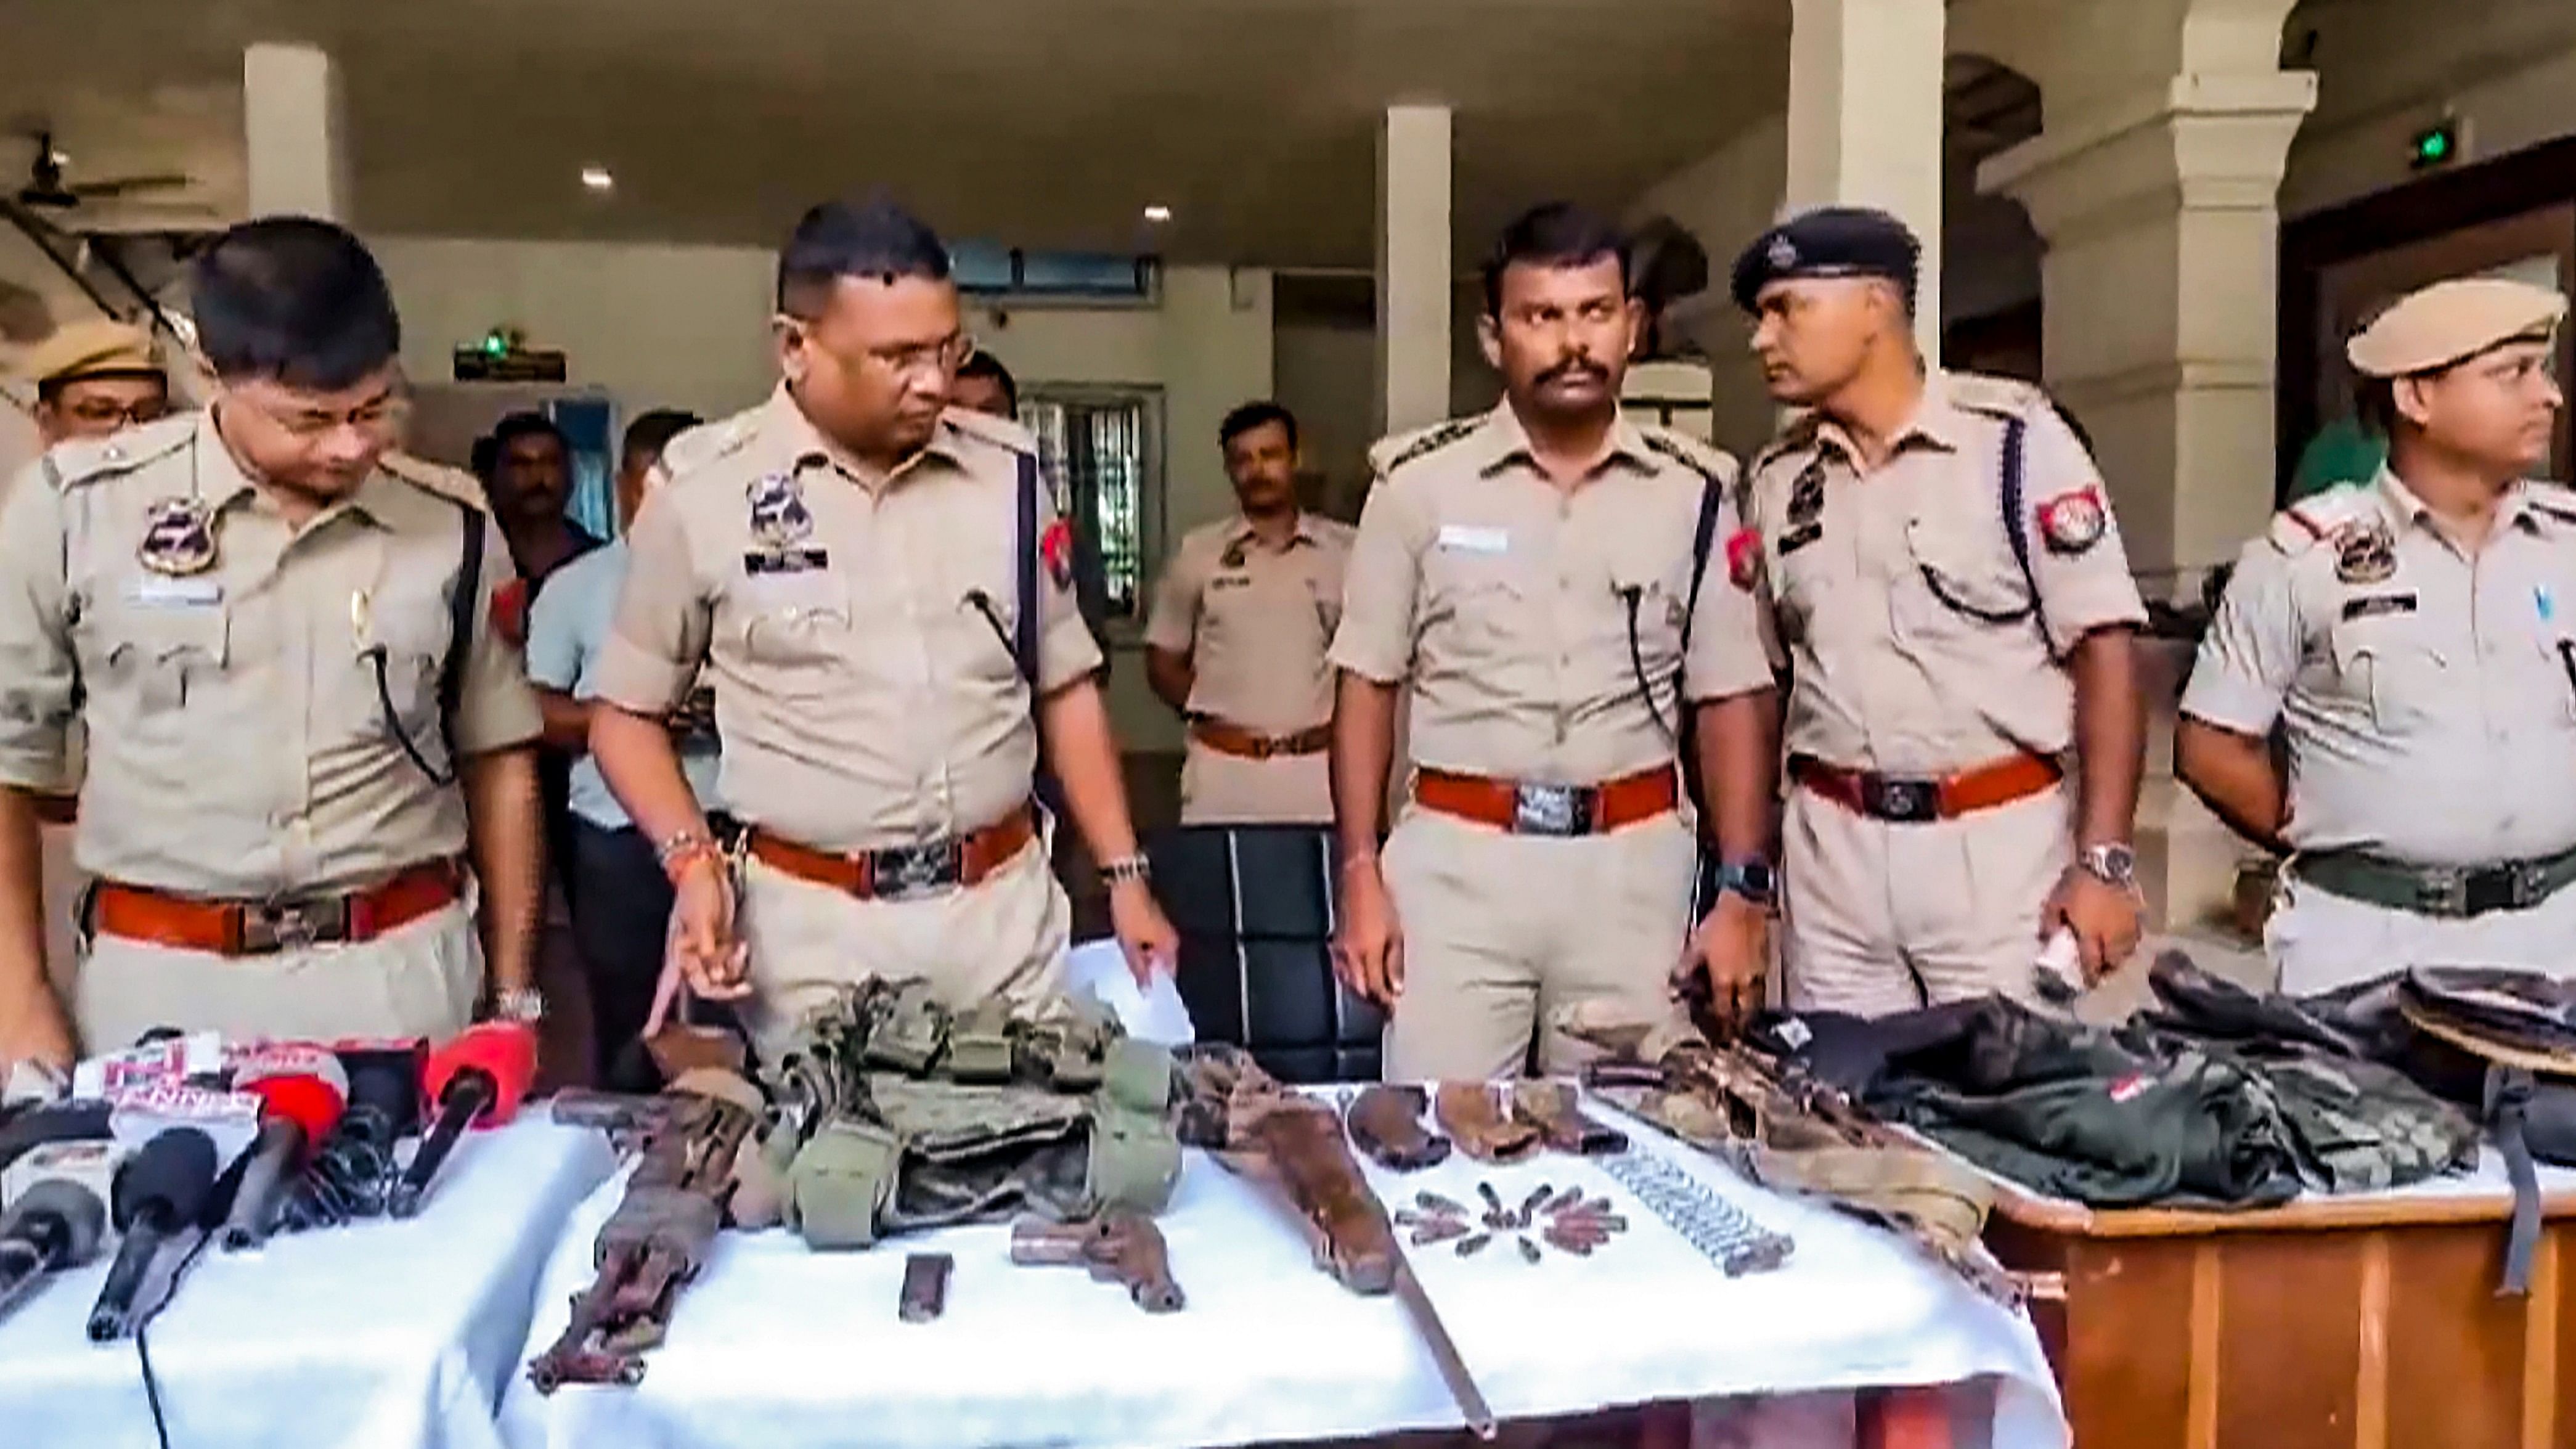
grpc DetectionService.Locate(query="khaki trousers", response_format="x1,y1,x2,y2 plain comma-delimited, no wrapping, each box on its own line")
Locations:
75,902,482,1053
1780,783,2075,1018
1178,739,1333,827
1381,807,1698,1081
735,832,1069,1063
2267,871,2576,995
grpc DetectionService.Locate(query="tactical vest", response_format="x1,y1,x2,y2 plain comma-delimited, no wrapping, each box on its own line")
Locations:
750,979,1181,1249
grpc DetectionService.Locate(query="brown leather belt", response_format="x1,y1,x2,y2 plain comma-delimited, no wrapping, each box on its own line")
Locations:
1413,766,1677,837
749,805,1037,901
92,859,466,957
1790,752,2063,823
1189,720,1332,761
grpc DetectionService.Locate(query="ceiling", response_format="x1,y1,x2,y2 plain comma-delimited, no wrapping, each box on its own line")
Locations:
0,0,1793,267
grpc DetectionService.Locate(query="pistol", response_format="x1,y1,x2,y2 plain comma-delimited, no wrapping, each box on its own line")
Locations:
1008,1212,1184,1313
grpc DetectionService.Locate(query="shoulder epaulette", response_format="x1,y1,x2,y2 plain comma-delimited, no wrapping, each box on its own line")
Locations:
39,413,192,490
1639,427,1738,489
657,407,762,483
1747,412,1823,477
1943,371,2048,420
941,406,1038,457
2265,483,2370,554
2524,481,2576,528
1368,417,1478,479
379,452,493,512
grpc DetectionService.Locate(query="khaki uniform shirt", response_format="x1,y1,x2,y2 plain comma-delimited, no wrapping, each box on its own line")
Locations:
2182,471,2576,866
1330,404,1771,785
594,390,1101,854
0,411,540,896
1745,371,2147,773
1144,512,1354,734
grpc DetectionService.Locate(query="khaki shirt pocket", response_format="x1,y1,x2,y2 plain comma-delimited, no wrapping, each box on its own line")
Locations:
2329,623,2447,737
1605,537,1687,686
364,600,449,740
1420,542,1527,653
1897,513,2032,642
730,570,855,698
2529,634,2576,727
89,600,229,739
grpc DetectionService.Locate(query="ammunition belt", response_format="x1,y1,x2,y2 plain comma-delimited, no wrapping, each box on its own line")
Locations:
1597,1148,1793,1277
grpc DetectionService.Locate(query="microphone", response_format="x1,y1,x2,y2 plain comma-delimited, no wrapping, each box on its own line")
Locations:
386,1023,535,1220
0,1099,112,1177
0,1179,107,1325
219,1073,345,1251
88,1127,218,1342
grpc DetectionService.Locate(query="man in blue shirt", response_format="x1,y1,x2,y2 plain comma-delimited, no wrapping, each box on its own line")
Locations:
527,408,717,1085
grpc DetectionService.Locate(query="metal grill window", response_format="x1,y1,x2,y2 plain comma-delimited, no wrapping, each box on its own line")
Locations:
1018,386,1162,624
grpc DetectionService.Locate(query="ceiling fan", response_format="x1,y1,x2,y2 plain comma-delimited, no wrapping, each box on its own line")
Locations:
15,128,194,211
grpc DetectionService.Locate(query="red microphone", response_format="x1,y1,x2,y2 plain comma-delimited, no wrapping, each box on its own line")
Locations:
386,1022,536,1220
219,1072,347,1251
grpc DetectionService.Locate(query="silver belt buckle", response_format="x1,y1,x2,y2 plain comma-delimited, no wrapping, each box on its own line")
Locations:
242,895,348,953
1512,784,1594,838
872,841,964,900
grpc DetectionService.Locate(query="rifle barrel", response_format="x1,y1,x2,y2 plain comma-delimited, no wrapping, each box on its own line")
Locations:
1393,1259,1498,1440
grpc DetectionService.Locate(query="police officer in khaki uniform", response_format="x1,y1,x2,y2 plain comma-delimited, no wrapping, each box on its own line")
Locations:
589,198,1176,1061
1332,203,1777,1080
1697,208,2150,1022
0,218,546,1070
22,318,172,447
1146,401,1355,825
2180,277,2576,992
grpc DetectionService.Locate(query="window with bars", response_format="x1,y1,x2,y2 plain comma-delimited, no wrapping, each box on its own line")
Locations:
1017,385,1163,629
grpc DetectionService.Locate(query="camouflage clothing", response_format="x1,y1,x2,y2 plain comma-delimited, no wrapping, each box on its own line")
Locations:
1861,954,2475,1206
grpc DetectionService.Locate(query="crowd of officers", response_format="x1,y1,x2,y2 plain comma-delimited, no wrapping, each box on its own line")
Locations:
0,191,2567,1086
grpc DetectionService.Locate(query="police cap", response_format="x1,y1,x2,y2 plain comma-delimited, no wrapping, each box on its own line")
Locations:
2346,277,2567,379
17,318,161,387
1731,206,1921,313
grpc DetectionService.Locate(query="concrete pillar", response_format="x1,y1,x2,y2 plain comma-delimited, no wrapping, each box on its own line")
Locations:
243,42,350,220
1377,104,1452,435
1983,63,2315,946
1784,0,1947,352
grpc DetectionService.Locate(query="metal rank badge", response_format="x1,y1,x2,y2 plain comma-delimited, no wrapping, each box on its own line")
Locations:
2333,520,2397,586
746,471,815,550
137,497,218,576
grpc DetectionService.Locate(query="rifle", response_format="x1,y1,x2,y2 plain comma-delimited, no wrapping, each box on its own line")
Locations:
527,1071,764,1392
1571,1008,2020,1307
1008,1212,1184,1312
1179,1047,1498,1440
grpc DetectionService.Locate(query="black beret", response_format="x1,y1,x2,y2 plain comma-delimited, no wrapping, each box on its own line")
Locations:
1730,206,1922,312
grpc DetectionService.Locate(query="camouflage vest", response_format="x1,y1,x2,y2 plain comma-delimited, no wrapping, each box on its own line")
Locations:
749,979,1181,1249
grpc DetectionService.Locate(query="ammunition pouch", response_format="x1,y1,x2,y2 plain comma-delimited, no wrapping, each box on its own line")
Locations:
865,981,949,1074
788,1119,900,1249
947,1002,1016,1084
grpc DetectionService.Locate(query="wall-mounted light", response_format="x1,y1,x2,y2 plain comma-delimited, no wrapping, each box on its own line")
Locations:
580,165,615,192
1143,204,1173,224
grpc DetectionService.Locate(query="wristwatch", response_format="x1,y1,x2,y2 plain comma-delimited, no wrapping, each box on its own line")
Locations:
495,987,546,1024
1716,857,1778,908
1101,854,1152,888
2079,843,2139,889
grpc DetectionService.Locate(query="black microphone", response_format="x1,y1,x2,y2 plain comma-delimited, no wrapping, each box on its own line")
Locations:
88,1127,218,1342
0,1100,113,1175
387,1023,534,1220
0,1179,108,1325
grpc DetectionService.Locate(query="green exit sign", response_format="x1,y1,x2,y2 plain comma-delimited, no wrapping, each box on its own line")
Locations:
2411,120,2461,170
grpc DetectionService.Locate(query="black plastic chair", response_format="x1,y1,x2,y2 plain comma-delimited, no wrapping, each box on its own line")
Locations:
1148,823,1382,1084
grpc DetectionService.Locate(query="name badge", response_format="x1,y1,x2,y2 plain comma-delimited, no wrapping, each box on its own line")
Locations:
123,576,224,609
2341,592,2418,622
1436,525,1509,555
744,548,831,576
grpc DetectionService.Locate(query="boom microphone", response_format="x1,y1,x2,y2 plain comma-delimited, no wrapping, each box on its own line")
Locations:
0,1178,107,1325
88,1127,218,1342
220,1073,346,1251
386,1023,536,1220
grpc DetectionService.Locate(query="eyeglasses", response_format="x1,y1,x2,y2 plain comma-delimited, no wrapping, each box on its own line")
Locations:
800,328,974,382
63,396,170,428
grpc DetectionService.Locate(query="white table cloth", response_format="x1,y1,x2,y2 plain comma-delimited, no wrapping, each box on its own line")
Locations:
500,1103,2064,1449
2,1119,617,1449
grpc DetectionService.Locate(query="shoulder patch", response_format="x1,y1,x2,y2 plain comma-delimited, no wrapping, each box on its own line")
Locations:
1368,417,1478,480
656,407,761,483
940,405,1038,457
1942,371,2047,420
378,452,493,513
1639,427,1738,489
40,413,193,490
2264,484,2370,555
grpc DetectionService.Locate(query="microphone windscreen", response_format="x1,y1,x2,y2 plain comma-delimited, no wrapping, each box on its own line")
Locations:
336,1042,427,1137
113,1127,219,1228
424,1022,538,1125
8,1178,107,1263
244,1074,345,1147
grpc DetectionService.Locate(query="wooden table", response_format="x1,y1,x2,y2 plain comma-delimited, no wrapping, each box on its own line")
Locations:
1982,1154,2576,1449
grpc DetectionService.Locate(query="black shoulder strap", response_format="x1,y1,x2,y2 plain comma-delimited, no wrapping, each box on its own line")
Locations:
1999,414,2052,648
1679,471,1726,667
1013,451,1041,690
439,499,484,743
